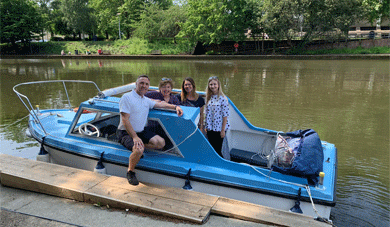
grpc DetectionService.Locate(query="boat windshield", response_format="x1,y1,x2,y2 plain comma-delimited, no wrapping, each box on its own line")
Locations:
70,107,183,157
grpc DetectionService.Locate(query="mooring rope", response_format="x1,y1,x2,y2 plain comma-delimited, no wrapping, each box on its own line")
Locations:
143,127,199,157
245,163,335,226
1,114,29,130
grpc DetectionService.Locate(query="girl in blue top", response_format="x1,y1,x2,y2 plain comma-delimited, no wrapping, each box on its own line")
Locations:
204,76,230,156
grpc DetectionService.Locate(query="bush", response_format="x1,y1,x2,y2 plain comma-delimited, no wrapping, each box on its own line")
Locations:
64,36,81,41
113,38,150,55
50,37,64,41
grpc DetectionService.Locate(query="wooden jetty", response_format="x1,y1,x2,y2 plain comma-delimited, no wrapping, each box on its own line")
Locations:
0,154,330,226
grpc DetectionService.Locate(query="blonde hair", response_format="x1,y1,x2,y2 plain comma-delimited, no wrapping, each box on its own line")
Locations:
206,77,226,104
181,77,199,102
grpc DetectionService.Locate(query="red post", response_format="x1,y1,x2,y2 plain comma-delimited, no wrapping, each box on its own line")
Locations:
234,43,239,52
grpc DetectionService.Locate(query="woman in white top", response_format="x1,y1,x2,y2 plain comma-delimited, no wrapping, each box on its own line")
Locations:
204,76,230,156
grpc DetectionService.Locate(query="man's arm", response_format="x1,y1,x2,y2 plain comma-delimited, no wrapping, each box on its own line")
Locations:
154,101,183,117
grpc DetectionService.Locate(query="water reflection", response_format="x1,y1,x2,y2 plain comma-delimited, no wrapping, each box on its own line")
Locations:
0,58,388,227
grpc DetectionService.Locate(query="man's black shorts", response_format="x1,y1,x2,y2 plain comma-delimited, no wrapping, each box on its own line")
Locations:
117,126,157,151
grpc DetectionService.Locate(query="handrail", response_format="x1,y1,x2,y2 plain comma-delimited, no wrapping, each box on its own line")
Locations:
13,80,101,135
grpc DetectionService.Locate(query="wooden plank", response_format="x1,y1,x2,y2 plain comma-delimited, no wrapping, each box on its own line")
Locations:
0,154,110,201
0,154,212,223
1,173,84,201
211,197,331,227
98,176,218,207
84,178,211,223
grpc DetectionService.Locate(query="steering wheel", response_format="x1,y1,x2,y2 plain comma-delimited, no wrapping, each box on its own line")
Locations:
78,123,100,137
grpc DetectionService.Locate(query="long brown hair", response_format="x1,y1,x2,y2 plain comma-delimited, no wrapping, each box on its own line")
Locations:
181,77,199,102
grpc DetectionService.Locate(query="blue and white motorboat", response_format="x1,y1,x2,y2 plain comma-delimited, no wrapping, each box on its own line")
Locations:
14,80,337,221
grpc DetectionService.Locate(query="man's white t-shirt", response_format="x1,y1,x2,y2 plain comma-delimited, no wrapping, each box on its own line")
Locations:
118,90,156,132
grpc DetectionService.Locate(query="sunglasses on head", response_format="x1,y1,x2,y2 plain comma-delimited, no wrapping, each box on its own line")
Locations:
209,76,218,80
161,78,172,81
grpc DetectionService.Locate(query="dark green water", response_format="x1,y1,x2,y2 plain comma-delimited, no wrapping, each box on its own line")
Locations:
1,58,389,226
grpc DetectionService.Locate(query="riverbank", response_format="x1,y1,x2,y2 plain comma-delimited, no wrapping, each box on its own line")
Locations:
1,53,389,60
1,39,389,56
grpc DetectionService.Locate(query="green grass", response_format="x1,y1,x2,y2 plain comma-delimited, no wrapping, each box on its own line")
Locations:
0,38,194,55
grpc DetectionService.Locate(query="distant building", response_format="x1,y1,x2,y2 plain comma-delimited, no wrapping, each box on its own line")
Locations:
245,19,390,40
349,19,390,38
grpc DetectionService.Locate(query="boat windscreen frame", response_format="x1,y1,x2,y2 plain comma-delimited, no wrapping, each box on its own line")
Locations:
13,80,101,136
68,107,184,158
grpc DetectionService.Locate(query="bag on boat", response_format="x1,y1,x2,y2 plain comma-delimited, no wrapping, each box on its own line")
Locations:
269,129,324,185
269,135,297,168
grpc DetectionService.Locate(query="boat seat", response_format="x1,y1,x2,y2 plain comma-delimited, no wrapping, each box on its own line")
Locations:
107,133,119,142
230,148,269,167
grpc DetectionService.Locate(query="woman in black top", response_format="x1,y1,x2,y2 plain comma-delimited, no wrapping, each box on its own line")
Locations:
176,77,205,130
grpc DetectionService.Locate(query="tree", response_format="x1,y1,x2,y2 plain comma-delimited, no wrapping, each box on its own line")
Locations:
132,3,186,41
262,0,302,46
146,0,172,10
262,0,363,51
0,0,44,44
362,0,390,24
178,0,257,45
245,0,265,52
160,5,187,41
60,0,96,39
32,0,52,40
132,3,160,41
90,0,124,39
328,0,363,38
118,0,144,39
50,0,74,37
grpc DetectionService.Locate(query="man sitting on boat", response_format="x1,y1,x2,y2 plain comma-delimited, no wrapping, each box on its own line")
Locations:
117,75,183,186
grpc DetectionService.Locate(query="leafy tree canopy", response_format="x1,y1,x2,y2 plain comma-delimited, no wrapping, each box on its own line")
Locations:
262,0,365,50
132,3,186,41
178,0,258,45
1,0,44,44
60,0,96,37
362,0,389,24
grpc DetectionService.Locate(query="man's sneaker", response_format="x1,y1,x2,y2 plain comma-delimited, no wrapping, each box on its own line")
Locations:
127,171,139,186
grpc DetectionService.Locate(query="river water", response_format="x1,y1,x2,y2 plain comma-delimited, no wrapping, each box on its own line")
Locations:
0,58,388,226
